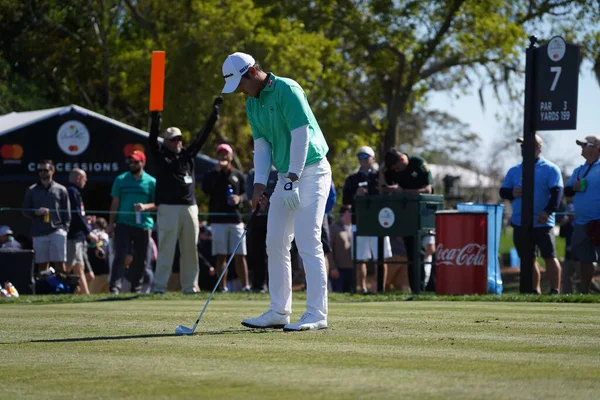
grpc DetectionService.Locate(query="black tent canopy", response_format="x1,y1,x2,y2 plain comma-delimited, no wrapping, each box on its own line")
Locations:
0,105,217,237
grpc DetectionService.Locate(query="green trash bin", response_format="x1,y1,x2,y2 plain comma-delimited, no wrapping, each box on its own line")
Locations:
354,194,444,293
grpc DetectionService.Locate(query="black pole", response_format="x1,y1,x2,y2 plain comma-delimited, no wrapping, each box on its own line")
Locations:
352,230,357,293
520,36,537,294
377,237,384,292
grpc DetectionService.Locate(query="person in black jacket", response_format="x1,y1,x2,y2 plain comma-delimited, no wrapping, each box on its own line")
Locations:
66,169,98,294
149,110,216,294
203,144,249,292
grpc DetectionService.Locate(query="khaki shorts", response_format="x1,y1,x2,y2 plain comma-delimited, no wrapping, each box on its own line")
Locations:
66,239,85,266
33,229,67,264
211,223,247,256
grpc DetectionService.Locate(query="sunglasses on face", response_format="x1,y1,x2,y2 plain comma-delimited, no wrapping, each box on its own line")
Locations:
581,143,597,148
357,153,371,160
168,137,183,142
129,159,141,164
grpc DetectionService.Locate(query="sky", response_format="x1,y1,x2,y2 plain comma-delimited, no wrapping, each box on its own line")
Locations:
429,64,600,176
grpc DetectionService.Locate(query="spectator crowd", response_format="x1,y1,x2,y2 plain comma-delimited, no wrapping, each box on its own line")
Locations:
3,132,600,295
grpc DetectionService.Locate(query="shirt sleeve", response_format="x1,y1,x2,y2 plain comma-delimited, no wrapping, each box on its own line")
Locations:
246,103,263,140
566,167,580,187
501,167,515,188
422,161,433,185
110,177,120,198
281,85,311,132
149,178,156,202
549,165,563,188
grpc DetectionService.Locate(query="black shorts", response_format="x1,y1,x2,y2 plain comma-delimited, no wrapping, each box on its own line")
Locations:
321,214,332,254
512,225,556,259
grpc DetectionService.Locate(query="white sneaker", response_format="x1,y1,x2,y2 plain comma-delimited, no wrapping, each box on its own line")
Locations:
283,312,328,332
241,310,290,329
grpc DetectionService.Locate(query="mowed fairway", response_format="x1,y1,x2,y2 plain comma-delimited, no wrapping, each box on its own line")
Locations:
1,298,599,399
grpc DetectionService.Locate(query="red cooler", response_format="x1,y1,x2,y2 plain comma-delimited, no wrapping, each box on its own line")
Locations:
435,211,488,295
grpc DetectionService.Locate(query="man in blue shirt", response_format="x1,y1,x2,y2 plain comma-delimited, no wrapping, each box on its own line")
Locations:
500,135,563,294
564,135,600,293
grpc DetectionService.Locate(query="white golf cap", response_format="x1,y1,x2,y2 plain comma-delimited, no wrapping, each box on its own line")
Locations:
357,146,375,157
221,52,256,94
164,127,182,140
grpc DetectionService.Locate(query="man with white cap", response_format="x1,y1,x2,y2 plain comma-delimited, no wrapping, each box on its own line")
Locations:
564,135,600,293
342,145,392,293
500,134,563,294
149,119,212,294
221,51,331,331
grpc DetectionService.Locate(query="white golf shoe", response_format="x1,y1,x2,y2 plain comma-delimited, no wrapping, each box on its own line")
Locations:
241,310,290,329
283,312,328,332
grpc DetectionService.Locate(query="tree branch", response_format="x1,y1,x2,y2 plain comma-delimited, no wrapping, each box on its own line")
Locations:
124,0,159,43
343,88,380,133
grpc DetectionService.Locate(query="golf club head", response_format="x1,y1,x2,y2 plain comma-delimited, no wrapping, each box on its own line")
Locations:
175,325,194,336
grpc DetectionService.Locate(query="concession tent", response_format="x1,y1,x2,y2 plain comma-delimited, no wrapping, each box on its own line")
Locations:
0,105,217,237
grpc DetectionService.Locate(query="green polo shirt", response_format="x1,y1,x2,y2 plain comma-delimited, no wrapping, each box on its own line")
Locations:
111,171,156,229
246,73,329,174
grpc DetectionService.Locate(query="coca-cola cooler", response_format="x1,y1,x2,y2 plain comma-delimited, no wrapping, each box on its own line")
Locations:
435,211,488,295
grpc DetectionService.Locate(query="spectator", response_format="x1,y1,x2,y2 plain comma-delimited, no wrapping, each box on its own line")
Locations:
559,201,580,293
22,160,71,273
149,115,212,294
246,166,278,292
422,232,437,291
66,169,98,294
202,143,249,292
88,217,110,294
107,151,156,294
342,145,392,293
500,135,563,294
0,226,22,249
329,206,354,292
386,237,410,292
379,148,433,292
564,135,600,294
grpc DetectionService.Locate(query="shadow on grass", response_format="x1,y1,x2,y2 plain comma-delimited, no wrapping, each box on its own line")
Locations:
24,328,269,344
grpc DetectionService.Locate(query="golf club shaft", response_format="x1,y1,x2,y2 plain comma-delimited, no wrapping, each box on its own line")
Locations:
189,206,261,332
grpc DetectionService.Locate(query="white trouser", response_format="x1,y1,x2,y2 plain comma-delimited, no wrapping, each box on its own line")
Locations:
266,158,332,319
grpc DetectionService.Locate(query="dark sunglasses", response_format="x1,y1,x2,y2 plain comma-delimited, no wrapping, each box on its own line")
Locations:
167,136,183,142
357,153,371,160
129,159,141,164
581,143,597,148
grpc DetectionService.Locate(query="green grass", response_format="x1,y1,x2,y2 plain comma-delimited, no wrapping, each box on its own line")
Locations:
1,294,600,399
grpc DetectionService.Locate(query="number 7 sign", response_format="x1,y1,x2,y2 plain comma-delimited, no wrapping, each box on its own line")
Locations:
534,36,580,131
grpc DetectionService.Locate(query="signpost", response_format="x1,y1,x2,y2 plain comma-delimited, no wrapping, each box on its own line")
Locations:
520,36,580,294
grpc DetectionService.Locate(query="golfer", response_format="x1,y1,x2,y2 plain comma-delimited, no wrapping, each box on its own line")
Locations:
221,52,331,331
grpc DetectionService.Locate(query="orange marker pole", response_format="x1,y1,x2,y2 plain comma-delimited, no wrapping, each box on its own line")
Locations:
149,51,165,111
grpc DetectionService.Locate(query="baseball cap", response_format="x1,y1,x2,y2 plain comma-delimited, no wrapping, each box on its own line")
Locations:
221,52,256,94
216,143,233,154
575,135,600,146
130,150,146,163
357,146,375,157
516,134,543,146
164,127,182,140
0,225,13,236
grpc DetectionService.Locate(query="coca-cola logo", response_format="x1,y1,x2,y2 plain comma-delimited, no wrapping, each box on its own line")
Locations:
436,243,487,267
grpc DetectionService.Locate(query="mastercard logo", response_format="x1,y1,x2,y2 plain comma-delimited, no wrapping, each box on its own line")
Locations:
123,143,145,157
1,144,24,159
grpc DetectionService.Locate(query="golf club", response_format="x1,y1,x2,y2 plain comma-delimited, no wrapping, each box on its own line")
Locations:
175,200,266,336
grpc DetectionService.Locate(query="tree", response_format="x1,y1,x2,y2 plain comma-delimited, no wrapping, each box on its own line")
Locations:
267,0,600,157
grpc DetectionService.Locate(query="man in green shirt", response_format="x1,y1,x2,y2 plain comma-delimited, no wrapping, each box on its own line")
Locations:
221,52,331,331
108,151,156,294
